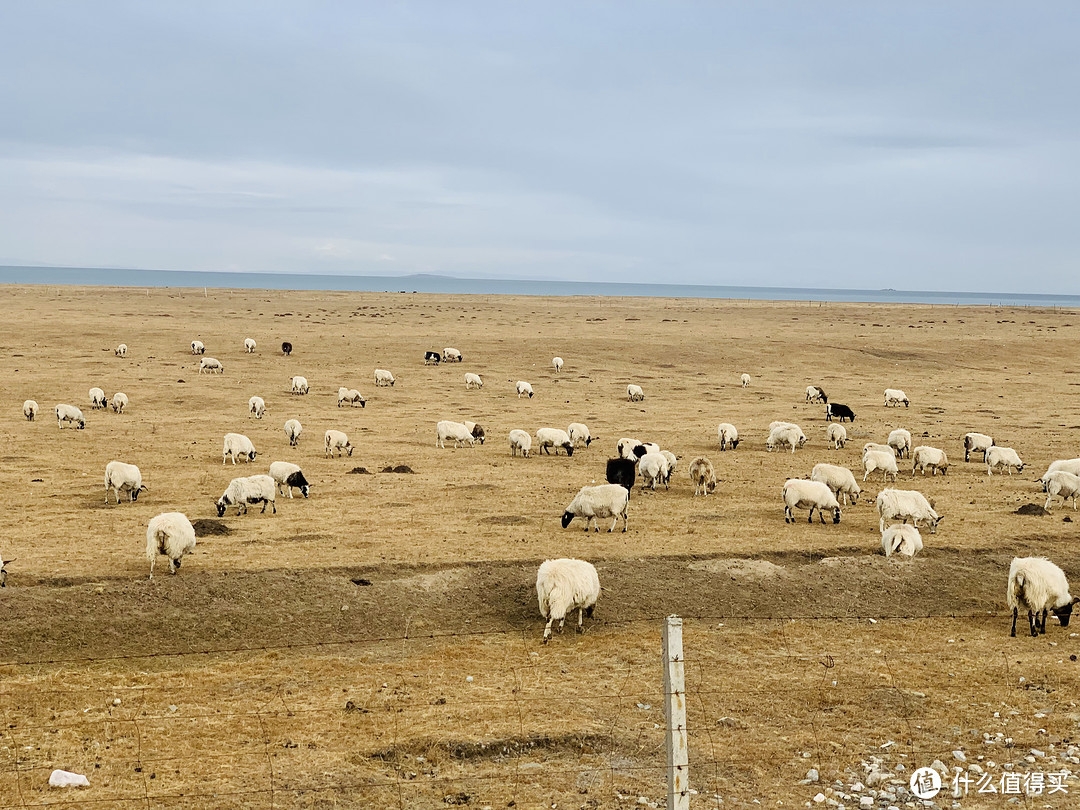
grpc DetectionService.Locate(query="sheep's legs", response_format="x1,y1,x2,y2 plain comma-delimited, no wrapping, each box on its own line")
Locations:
577,608,585,633
542,617,554,642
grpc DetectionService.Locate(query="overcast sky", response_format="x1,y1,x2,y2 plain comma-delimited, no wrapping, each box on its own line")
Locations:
2,2,1079,291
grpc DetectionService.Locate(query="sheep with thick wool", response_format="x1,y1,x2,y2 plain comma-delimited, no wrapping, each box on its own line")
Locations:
810,463,861,505
963,432,995,462
23,400,38,421
881,524,923,558
104,461,147,505
986,446,1023,475
552,356,564,373
290,375,309,394
876,489,942,533
782,479,841,524
248,396,265,419
199,357,223,374
89,387,107,409
146,512,196,579
436,420,475,449
324,429,353,457
884,388,909,407
561,484,629,532
536,428,574,456
244,338,257,353
887,429,912,459
56,404,85,429
626,384,645,402
222,433,256,465
110,392,128,414
216,474,277,516
637,452,670,491
1007,557,1078,637
284,419,302,447
464,373,483,390
508,429,532,457
191,340,205,355
767,424,806,454
269,461,311,498
1043,471,1080,512
717,423,739,450
374,369,395,387
516,380,534,399
568,422,593,448
338,388,366,407
911,446,949,476
536,558,600,642
862,449,899,482
689,456,717,496
827,422,847,449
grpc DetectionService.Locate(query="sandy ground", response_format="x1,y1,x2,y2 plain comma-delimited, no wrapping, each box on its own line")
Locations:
0,285,1079,809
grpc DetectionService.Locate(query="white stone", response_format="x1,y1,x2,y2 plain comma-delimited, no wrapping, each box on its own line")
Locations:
813,794,825,803
952,750,966,762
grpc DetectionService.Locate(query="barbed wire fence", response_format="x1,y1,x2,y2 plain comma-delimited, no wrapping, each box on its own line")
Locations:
0,611,1072,808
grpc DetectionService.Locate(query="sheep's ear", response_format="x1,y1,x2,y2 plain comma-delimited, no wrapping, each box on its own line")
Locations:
1073,596,1080,605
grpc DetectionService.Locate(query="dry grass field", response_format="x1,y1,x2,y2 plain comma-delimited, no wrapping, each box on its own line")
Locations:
1,284,1079,809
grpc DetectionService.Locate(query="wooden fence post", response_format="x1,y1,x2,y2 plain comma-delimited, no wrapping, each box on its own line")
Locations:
663,615,689,809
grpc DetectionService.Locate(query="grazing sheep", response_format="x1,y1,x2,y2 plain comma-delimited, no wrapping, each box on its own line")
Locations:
0,554,9,587
911,446,949,476
552,356,564,373
606,458,636,493
374,368,395,387
216,474,277,516
881,524,923,558
443,347,462,362
509,429,532,457
888,429,912,459
281,341,293,355
424,350,442,365
191,340,205,355
89,387,107,409
536,558,600,642
114,343,127,357
660,450,678,484
862,449,899,482
767,424,806,454
740,373,751,387
324,429,354,457
782,479,841,524
146,512,196,579
616,438,643,460
269,461,311,498
863,442,894,456
825,403,855,422
561,483,629,532
637,452,670,491
284,419,302,446
110,392,128,414
337,387,366,407
636,442,661,457
876,489,942,533
104,460,147,504
827,422,847,449
626,384,645,402
536,427,575,456
199,357,223,374
689,456,717,496
717,423,740,450
244,338,257,353
810,463,861,506
248,396,266,419
1008,557,1078,637
436,420,475,449
963,432,995,462
805,385,828,404
1043,471,1080,512
1041,458,1080,488
23,400,38,421
568,422,593,448
222,432,257,464
55,404,85,430
462,421,486,444
516,380,534,399
464,373,483,390
290,375,309,395
884,388,909,407
986,446,1024,476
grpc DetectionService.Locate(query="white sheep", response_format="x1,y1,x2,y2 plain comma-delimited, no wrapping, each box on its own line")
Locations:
626,384,645,402
862,449,899,482
1043,471,1080,512
443,347,462,362
146,512,196,579
863,442,894,456
689,456,717,496
216,474,277,516
884,388,909,407
436,420,475,449
876,489,942,533
337,387,366,407
568,422,592,448
222,432,257,464
552,356,564,373
782,479,841,524
1041,458,1080,489
516,380,534,399
104,460,147,504
637,452,670,491
767,424,806,454
536,427,574,456
248,395,266,419
963,432,995,462
810,463,861,506
190,340,205,355
881,524,923,558
23,400,38,421
509,429,532,457
1007,557,1078,637
324,429,353,457
244,337,257,353
290,375,309,394
199,357,223,374
740,373,751,388
269,460,311,498
911,446,949,476
888,429,913,459
89,387,107,409
55,404,85,430
284,419,302,447
536,558,600,642
110,392,128,414
374,369,395,387
986,446,1024,476
826,422,847,449
717,423,739,451
464,373,483,390
660,450,678,484
561,483,629,532
114,343,127,357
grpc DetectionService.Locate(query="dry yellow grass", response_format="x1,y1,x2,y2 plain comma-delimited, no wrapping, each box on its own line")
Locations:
1,285,1079,808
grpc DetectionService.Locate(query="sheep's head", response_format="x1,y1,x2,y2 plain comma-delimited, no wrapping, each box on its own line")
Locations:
248,451,257,461
584,436,592,447
77,420,85,429
132,485,148,502
346,445,354,456
215,499,227,517
832,507,842,524
705,479,717,494
560,512,574,529
564,443,574,457
1052,597,1080,627
0,559,10,587
632,445,647,459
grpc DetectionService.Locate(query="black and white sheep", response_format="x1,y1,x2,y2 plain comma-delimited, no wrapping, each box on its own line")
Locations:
337,387,366,407
1008,557,1078,637
986,446,1023,475
436,420,475,448
110,392,128,414
568,422,593,448
104,460,147,504
509,429,532,457
223,432,257,464
114,343,127,357
146,512,196,579
248,396,266,419
561,484,629,532
963,432,995,462
717,423,739,451
443,347,462,362
244,338,257,353
191,340,205,355
424,351,442,365
825,403,855,422
536,428,574,456
23,400,38,421
284,419,302,447
626,384,645,402
516,380,534,398
805,385,828,404
324,429,353,457
56,404,85,430
884,388,909,407
199,357,223,374
463,421,485,444
536,558,600,642
216,474,277,516
281,341,293,356
89,387,107,409
269,461,311,498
